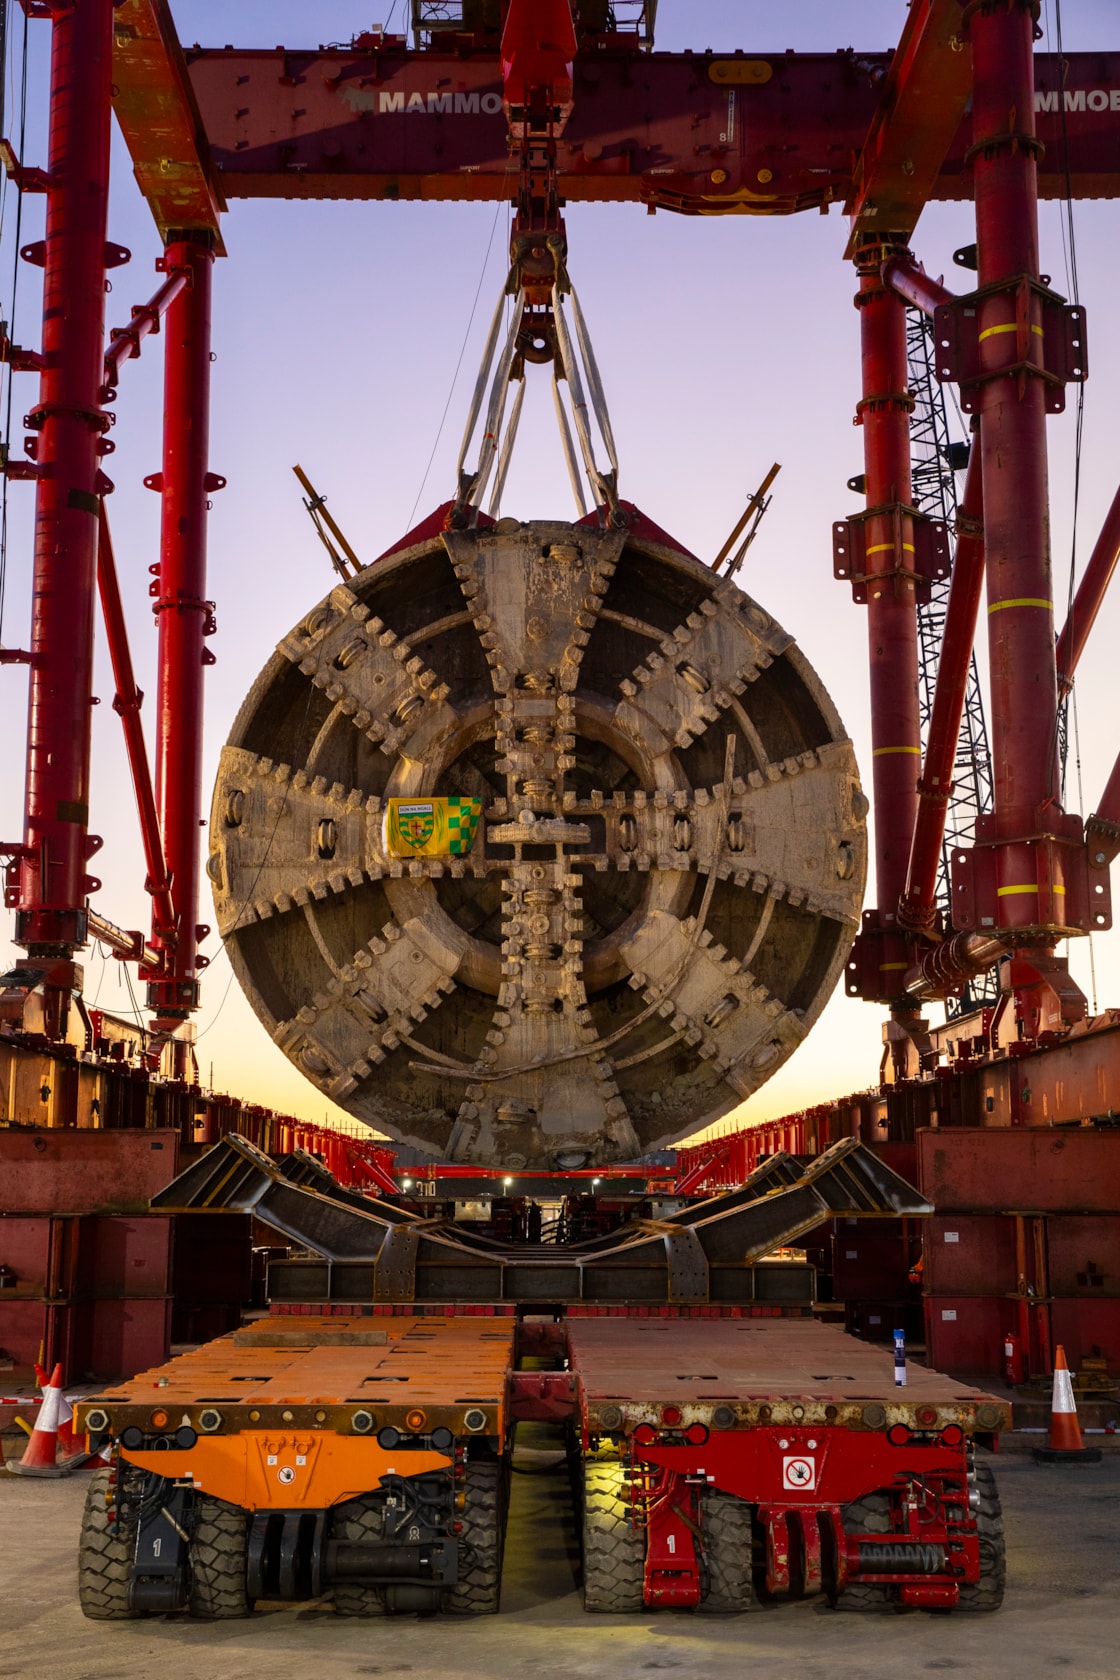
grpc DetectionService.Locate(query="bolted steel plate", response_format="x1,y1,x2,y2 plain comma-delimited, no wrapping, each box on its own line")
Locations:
209,515,866,1170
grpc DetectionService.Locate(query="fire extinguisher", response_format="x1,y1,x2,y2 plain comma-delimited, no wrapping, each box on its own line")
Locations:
1003,1332,1024,1385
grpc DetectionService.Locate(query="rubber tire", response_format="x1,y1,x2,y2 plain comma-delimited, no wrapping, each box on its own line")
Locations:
581,1460,645,1613
189,1495,251,1619
697,1488,752,1613
78,1466,140,1621
956,1463,1006,1612
331,1494,387,1618
446,1458,503,1615
835,1490,894,1611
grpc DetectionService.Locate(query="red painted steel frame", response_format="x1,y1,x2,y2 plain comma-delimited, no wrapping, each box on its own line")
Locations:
148,238,217,1044
1055,482,1120,695
853,240,921,1004
971,0,1063,934
15,0,115,961
95,506,174,940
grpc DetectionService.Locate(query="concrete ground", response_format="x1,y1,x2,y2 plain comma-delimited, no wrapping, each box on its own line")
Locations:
2,1439,1118,1680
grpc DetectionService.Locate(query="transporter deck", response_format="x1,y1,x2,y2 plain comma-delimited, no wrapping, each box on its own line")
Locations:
77,1317,514,1616
75,1311,1011,1620
567,1316,1010,1612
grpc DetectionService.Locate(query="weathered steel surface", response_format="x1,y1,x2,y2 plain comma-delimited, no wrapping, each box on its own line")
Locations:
568,1316,1010,1433
210,518,866,1169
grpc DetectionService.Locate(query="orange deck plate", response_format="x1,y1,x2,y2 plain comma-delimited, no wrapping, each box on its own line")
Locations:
95,1315,515,1409
567,1317,1001,1408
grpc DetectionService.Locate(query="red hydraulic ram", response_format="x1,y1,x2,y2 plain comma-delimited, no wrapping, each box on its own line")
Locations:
850,236,923,1005
95,505,175,942
1055,482,1120,696
147,237,220,1051
15,0,115,974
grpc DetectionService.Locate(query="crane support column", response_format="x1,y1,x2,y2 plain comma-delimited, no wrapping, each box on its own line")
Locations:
839,237,929,1058
147,235,219,1064
14,0,115,1027
971,0,1061,927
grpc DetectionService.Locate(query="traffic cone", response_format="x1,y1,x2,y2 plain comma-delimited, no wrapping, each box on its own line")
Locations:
8,1363,73,1477
1033,1345,1103,1464
56,1386,95,1470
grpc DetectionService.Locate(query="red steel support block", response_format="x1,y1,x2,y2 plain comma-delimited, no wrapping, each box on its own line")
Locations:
15,0,116,973
147,237,221,1049
842,240,923,1014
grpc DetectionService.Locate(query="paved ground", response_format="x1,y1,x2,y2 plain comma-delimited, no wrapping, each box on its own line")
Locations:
2,1440,1118,1680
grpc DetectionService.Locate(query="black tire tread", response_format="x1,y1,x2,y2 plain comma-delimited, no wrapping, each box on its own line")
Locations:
447,1458,503,1615
78,1467,138,1621
189,1495,251,1619
956,1462,1005,1612
698,1488,752,1613
836,1490,894,1611
582,1461,645,1613
331,1494,387,1618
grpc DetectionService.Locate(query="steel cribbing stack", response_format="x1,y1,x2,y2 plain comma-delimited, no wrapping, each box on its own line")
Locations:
1,1,220,1074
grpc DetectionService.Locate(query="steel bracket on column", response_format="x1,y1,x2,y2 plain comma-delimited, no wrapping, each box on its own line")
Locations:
843,909,916,1004
932,278,1088,415
832,502,950,603
950,812,1112,938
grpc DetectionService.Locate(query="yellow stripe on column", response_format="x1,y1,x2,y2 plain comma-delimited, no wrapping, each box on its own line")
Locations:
988,598,1052,613
872,746,922,756
865,542,916,556
996,884,1039,896
978,322,1044,341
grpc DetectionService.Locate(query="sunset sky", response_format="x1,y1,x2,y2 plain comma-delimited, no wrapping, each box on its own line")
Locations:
1,1,1118,1143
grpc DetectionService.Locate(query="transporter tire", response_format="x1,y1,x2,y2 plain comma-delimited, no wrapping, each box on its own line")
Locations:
331,1494,387,1618
698,1488,752,1613
581,1461,645,1613
189,1495,251,1619
834,1490,894,1611
956,1463,1005,1612
78,1466,140,1621
446,1458,503,1615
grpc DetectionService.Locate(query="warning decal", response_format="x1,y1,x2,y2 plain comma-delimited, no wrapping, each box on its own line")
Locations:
782,1455,817,1492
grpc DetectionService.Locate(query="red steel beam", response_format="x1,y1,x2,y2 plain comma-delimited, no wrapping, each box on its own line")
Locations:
899,447,985,936
971,0,1064,936
846,0,974,255
147,237,218,1050
15,0,114,963
157,46,1120,219
1055,483,1120,695
880,251,954,317
102,268,189,396
95,504,175,940
110,0,224,248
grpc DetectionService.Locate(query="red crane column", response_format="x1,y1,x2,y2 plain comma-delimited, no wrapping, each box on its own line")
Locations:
147,236,218,1068
850,237,923,1026
14,0,114,1027
971,0,1062,929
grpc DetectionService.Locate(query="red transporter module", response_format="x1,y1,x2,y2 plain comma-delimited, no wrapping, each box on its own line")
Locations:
569,1317,1008,1612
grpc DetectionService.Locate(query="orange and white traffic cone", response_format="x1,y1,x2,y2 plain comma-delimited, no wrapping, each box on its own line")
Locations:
8,1363,73,1477
1033,1345,1103,1464
56,1385,96,1470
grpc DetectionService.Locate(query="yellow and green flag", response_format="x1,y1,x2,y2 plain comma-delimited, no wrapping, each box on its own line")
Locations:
384,796,483,858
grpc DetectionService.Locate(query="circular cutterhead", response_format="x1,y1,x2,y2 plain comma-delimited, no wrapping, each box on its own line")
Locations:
209,514,866,1169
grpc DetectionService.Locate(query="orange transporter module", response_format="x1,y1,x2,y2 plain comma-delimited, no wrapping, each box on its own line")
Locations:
75,1316,514,1617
